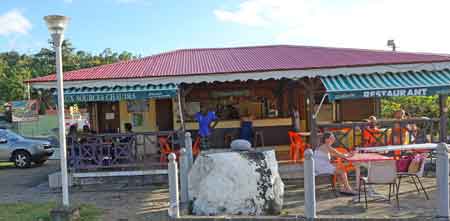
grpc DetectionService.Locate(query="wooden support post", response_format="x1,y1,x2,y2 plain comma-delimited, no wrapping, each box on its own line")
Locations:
287,81,297,130
439,95,448,143
273,80,287,117
177,87,185,131
308,88,318,148
301,78,319,148
287,82,295,112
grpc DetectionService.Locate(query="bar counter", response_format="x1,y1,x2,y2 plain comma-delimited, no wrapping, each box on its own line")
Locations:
185,117,295,147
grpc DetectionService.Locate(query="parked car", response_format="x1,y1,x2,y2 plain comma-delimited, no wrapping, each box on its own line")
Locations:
0,128,54,168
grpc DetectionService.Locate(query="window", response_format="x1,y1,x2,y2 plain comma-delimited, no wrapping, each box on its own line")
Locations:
127,100,149,112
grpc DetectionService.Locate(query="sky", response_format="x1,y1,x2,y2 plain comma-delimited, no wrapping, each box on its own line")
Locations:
1,0,450,56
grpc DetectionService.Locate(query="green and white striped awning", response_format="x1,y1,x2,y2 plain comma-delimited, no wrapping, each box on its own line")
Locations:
321,69,450,101
61,83,177,103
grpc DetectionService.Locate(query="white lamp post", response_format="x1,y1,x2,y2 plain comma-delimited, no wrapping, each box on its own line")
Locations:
44,15,70,207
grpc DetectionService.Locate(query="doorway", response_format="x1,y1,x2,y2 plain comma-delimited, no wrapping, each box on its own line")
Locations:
156,99,173,131
97,102,120,133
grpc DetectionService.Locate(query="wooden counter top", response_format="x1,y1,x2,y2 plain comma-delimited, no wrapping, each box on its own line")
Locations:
185,117,293,130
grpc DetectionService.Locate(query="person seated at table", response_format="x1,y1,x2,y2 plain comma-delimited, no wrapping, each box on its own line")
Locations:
410,124,428,144
118,123,134,144
124,123,133,133
291,105,301,132
391,109,408,145
79,125,93,144
362,116,382,146
82,125,92,134
240,111,254,144
314,132,356,195
67,124,78,144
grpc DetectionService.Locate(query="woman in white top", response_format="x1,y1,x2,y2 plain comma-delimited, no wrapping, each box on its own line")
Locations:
315,132,356,195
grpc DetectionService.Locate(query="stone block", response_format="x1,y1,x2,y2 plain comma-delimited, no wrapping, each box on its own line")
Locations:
188,150,284,216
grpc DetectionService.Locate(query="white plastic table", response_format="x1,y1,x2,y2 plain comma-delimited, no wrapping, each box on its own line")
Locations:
355,143,439,152
346,153,394,190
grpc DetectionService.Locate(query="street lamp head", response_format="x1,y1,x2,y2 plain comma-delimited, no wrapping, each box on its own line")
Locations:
44,15,69,35
387,39,396,52
387,39,395,47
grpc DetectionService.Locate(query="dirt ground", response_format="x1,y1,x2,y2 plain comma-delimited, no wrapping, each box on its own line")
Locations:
0,159,445,220
0,160,169,221
283,177,438,219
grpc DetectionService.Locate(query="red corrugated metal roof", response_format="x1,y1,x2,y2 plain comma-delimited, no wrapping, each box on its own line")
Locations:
27,45,450,83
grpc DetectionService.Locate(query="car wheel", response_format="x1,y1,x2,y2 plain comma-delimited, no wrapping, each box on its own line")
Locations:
13,151,31,168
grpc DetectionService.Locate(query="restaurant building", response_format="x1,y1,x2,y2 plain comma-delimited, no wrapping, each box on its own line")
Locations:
27,45,450,165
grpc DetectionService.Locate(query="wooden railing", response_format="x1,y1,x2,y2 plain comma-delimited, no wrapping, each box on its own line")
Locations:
317,118,441,150
67,131,182,172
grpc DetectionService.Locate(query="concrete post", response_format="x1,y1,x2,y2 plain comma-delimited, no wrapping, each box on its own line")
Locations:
437,143,449,219
185,132,194,168
168,153,180,218
304,149,316,219
179,148,189,204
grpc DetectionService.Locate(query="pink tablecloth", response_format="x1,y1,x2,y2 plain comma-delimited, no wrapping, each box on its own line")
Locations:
345,153,393,163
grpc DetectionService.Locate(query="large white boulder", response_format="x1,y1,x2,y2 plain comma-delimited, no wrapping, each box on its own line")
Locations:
188,149,284,216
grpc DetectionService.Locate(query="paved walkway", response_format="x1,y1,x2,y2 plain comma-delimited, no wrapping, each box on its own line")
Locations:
0,160,59,201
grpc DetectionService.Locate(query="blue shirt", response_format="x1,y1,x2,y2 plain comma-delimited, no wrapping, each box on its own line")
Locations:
195,111,218,137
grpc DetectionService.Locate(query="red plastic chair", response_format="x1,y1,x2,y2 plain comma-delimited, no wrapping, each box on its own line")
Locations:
288,131,309,162
159,137,179,163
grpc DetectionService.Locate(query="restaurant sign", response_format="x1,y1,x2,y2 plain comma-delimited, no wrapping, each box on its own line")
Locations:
329,86,450,101
64,90,177,103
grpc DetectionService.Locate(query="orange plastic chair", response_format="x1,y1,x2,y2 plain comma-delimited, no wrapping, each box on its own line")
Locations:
159,137,179,163
192,136,201,157
362,128,383,147
334,147,355,174
288,131,309,162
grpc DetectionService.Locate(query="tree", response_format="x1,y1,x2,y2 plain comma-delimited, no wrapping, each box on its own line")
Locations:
0,40,137,104
381,96,440,118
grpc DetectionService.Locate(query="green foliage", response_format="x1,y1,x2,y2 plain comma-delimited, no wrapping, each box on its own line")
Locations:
0,40,137,103
382,96,450,130
381,96,441,118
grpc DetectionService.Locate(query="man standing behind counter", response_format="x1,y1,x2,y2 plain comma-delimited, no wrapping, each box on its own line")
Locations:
194,107,219,150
